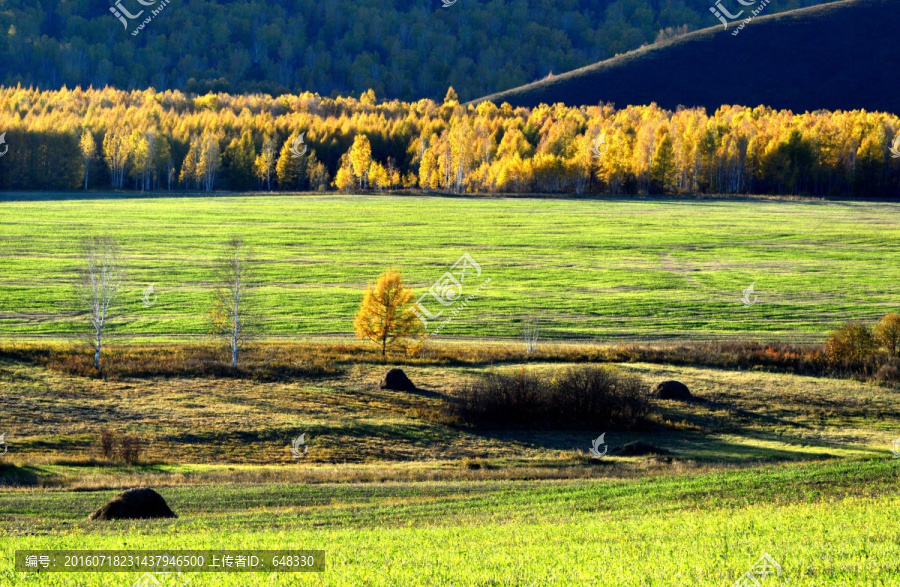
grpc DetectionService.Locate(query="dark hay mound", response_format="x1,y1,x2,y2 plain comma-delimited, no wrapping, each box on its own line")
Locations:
381,368,416,391
615,441,672,457
88,488,177,521
652,380,693,400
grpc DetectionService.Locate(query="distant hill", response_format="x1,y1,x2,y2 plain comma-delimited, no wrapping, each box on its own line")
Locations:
0,0,834,102
473,0,900,114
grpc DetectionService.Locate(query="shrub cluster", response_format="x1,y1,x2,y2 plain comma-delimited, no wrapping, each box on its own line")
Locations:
825,314,900,382
450,365,650,430
98,430,143,465
0,344,341,381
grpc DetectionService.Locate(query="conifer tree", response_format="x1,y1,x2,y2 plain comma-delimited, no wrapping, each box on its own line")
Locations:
275,132,307,190
354,269,422,356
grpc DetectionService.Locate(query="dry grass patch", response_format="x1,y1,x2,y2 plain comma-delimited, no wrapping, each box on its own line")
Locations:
1,355,894,490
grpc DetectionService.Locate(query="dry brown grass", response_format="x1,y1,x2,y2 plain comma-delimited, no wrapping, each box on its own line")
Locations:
1,344,896,490
0,340,593,377
0,342,342,381
0,454,710,491
4,339,892,385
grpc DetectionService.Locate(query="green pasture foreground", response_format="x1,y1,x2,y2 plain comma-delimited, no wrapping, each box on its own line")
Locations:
2,460,898,585
1,194,898,342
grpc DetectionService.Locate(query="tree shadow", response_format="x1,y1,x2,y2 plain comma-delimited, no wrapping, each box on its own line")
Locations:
0,463,59,487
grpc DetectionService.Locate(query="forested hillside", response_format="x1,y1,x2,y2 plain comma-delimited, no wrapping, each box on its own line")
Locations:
476,0,900,114
1,86,898,197
0,0,833,101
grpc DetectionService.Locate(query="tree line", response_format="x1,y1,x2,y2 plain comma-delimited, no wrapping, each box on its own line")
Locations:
1,85,900,197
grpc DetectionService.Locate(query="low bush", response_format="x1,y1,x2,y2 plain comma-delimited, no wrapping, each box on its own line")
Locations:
97,430,143,465
99,430,116,460
453,369,544,428
120,435,142,465
873,361,900,386
548,366,650,427
450,365,649,430
3,327,899,387
825,323,878,371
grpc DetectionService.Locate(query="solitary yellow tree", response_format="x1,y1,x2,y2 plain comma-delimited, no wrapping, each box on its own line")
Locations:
354,269,422,356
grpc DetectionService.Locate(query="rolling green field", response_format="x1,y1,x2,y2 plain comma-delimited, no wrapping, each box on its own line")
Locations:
1,194,899,342
3,460,899,586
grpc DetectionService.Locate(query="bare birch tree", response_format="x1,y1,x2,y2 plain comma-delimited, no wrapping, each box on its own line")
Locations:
210,237,253,369
197,131,221,191
79,130,97,190
255,135,277,191
78,236,124,370
523,317,539,354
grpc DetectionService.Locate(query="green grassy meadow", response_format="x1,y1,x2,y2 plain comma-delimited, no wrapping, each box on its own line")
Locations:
1,194,899,342
3,460,899,586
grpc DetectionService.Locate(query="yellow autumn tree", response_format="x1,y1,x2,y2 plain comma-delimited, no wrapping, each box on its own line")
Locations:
369,161,390,190
875,313,900,358
354,269,423,356
348,134,373,188
333,153,355,192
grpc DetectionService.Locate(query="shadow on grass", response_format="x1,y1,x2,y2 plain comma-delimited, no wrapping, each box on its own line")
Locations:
449,399,877,463
0,463,60,487
404,386,447,400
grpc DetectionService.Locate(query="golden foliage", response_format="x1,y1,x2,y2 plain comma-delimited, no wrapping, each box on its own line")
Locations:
2,86,900,196
875,313,900,358
825,323,877,368
354,269,423,356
